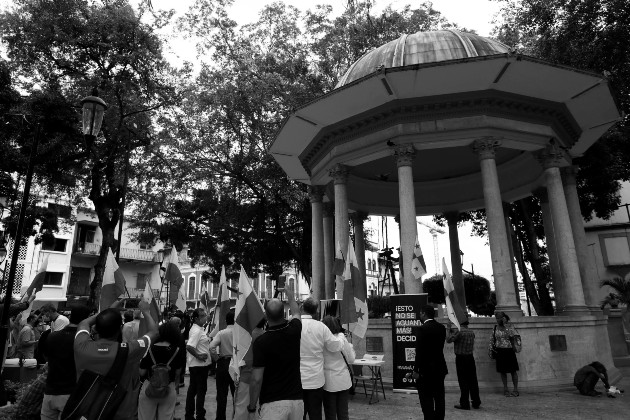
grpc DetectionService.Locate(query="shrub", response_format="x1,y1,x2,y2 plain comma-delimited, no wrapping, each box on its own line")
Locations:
367,295,391,318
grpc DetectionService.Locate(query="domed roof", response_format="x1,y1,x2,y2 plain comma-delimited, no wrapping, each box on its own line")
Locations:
336,29,510,88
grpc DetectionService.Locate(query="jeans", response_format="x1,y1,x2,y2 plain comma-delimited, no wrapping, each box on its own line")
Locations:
302,387,323,420
41,393,70,420
186,366,210,420
138,382,177,420
322,389,349,420
215,358,235,420
260,400,304,420
417,374,446,420
455,354,481,408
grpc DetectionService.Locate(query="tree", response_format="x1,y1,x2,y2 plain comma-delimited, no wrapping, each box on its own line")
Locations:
1,0,181,305
131,0,455,281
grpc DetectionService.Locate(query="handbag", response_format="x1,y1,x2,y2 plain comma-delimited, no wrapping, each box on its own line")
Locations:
488,326,498,360
61,343,129,420
511,328,522,353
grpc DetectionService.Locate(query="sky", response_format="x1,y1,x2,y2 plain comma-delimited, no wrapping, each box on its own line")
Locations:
0,0,500,281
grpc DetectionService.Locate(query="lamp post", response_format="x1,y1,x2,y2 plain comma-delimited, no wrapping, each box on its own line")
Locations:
81,88,107,153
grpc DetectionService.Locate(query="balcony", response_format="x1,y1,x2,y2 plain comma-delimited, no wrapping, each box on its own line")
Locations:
73,242,158,262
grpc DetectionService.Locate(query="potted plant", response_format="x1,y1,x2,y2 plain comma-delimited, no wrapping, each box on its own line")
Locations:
600,277,630,308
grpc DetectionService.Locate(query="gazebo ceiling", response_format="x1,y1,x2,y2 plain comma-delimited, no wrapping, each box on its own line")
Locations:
270,30,621,216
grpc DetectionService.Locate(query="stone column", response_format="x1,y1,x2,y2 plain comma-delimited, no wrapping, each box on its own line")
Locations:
395,145,421,294
503,203,522,307
533,188,565,309
537,145,587,315
323,202,335,299
445,212,466,311
562,166,601,313
330,164,350,297
351,211,369,300
472,138,521,317
310,186,325,301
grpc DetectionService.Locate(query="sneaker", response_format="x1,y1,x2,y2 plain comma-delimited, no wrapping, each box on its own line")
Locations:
454,404,470,410
587,390,602,397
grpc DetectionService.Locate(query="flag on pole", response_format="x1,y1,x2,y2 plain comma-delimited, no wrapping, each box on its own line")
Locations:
209,266,230,337
25,254,49,297
139,276,161,336
340,237,369,338
100,249,127,311
164,248,183,305
411,237,427,279
332,242,345,276
442,258,467,330
229,266,265,382
199,283,210,309
176,288,187,312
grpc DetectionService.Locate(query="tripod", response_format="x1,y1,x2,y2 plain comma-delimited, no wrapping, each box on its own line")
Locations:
378,257,399,296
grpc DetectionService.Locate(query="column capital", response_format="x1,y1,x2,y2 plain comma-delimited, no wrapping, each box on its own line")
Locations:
561,165,578,186
322,201,335,217
350,211,369,224
394,144,416,167
309,185,325,203
329,164,350,184
532,187,549,203
444,212,460,226
472,137,502,160
536,142,565,169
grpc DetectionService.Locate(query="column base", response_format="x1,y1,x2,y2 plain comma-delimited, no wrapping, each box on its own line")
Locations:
588,305,603,315
555,305,590,316
495,305,523,319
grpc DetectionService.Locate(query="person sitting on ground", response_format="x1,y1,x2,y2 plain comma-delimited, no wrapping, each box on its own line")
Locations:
574,361,610,396
40,303,70,332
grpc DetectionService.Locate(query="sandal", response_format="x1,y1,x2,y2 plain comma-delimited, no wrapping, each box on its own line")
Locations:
511,391,520,397
504,390,513,397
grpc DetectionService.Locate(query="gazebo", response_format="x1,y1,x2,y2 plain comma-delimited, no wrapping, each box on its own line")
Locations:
270,30,622,388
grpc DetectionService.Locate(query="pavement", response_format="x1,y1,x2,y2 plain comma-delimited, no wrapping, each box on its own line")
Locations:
173,367,630,420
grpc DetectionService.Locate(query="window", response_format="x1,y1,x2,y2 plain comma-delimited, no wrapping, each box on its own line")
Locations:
599,233,630,266
77,224,97,245
139,243,152,250
41,238,68,252
43,272,63,286
137,273,151,290
188,276,196,299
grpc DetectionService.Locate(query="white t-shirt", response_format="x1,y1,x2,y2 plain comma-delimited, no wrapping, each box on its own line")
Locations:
187,323,211,367
51,314,70,332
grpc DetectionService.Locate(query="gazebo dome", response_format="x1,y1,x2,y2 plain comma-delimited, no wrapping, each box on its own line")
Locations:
336,30,511,88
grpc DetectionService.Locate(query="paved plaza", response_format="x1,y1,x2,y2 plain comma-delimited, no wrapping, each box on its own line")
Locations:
173,367,630,420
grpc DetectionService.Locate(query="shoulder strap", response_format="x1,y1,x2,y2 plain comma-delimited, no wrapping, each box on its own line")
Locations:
106,343,129,381
493,325,497,344
166,347,179,367
340,351,353,378
149,347,157,365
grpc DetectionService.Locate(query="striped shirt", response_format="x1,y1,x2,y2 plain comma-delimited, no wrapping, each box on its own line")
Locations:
447,328,475,355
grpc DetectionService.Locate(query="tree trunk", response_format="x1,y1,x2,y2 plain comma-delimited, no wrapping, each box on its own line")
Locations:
511,227,543,313
517,199,554,315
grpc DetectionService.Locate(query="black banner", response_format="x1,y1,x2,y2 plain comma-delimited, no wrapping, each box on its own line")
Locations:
390,293,428,392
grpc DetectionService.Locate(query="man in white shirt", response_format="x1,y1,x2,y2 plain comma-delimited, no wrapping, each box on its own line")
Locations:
185,308,211,420
300,297,343,420
40,304,70,332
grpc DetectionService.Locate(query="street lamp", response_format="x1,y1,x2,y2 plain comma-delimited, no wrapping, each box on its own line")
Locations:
81,88,108,152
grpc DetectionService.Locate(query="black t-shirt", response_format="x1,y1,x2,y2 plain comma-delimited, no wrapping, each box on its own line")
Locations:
44,326,78,395
140,343,184,383
253,318,302,405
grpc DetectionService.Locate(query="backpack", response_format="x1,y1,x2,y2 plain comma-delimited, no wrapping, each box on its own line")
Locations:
61,343,129,420
145,346,179,399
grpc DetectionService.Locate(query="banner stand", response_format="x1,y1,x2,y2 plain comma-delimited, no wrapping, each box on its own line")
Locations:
390,293,428,393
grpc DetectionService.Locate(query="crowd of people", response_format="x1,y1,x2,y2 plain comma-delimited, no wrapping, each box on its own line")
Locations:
2,284,357,420
2,290,615,420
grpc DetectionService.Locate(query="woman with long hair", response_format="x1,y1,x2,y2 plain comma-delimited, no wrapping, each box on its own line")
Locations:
138,321,184,420
491,311,519,397
322,316,355,420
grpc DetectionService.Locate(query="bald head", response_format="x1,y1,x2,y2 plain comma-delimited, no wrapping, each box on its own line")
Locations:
265,299,285,324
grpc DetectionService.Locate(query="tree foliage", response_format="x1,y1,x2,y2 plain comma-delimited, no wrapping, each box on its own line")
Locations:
1,0,181,304
131,0,453,280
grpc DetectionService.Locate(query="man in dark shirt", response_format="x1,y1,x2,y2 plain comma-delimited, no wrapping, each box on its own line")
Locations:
446,321,481,410
40,305,91,420
411,305,448,420
249,285,303,420
574,361,610,396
